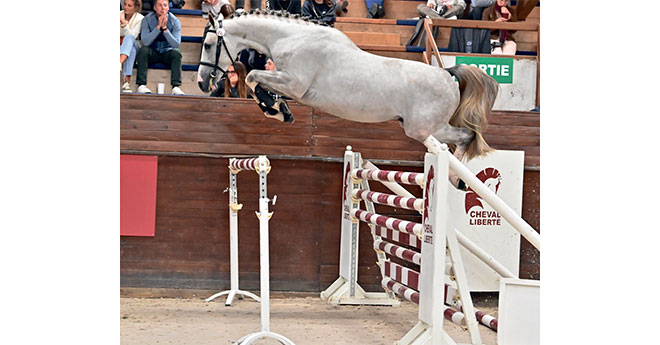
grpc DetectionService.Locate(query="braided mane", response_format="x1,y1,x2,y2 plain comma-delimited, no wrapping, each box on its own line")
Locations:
227,9,332,27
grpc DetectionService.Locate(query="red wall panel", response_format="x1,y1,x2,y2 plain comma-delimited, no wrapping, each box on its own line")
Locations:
121,155,158,237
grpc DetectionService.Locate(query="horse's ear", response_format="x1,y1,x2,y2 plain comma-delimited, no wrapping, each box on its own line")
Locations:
220,4,234,18
208,13,216,28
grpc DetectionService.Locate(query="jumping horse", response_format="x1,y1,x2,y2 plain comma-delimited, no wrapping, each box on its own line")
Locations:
196,10,499,160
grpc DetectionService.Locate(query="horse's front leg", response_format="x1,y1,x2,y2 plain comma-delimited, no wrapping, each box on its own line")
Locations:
245,70,305,123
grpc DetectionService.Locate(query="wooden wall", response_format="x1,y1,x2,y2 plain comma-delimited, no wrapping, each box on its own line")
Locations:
120,94,540,293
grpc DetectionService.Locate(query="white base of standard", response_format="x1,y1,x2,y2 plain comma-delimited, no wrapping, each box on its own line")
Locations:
396,321,461,345
235,331,296,345
320,277,401,306
205,289,261,306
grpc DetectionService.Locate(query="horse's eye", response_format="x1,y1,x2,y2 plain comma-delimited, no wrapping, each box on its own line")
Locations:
204,43,212,50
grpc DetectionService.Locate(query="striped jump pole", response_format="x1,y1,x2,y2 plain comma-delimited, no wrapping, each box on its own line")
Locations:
381,276,497,332
351,189,424,212
228,156,271,174
351,168,425,186
373,226,421,249
351,209,423,237
374,239,421,266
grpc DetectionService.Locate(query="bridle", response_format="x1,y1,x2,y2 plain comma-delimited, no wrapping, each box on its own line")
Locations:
198,23,235,85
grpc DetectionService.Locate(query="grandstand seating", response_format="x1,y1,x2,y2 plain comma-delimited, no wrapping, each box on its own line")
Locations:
122,0,539,96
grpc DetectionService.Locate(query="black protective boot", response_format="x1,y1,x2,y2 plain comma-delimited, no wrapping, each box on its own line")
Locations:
278,99,294,123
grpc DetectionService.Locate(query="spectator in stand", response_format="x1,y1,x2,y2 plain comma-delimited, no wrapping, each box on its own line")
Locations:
224,62,248,98
417,0,466,19
120,0,144,93
202,0,235,19
302,0,339,26
269,0,303,14
135,0,185,95
466,0,495,20
235,0,261,11
482,0,517,55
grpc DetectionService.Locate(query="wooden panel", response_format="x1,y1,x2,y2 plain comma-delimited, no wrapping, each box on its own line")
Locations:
336,21,415,46
119,156,539,292
180,41,201,64
343,31,401,46
363,49,423,61
178,15,207,33
183,0,201,10
120,94,539,167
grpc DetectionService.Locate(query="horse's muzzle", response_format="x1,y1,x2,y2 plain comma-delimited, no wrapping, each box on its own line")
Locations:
198,81,210,93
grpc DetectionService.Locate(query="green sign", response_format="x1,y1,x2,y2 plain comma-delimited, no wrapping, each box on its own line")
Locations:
455,56,514,84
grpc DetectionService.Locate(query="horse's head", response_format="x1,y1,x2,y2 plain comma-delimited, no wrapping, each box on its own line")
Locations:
197,13,234,93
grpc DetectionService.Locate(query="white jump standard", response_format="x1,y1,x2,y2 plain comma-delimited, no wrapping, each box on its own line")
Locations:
206,158,261,306
209,156,295,345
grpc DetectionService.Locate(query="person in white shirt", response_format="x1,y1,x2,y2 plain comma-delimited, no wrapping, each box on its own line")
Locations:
202,0,234,19
120,0,144,92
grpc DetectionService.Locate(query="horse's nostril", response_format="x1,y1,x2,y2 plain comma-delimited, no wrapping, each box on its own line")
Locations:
198,81,207,92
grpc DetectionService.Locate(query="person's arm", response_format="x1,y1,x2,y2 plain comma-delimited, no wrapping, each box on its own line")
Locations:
504,6,517,22
140,15,160,46
320,3,337,23
301,1,314,18
128,14,143,38
162,14,181,48
120,11,131,36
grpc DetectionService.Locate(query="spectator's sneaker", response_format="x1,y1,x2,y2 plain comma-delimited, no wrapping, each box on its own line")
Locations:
137,85,152,94
171,86,185,95
121,82,133,93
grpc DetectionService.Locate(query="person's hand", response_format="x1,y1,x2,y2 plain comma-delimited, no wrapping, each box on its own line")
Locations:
158,14,168,30
120,13,127,27
229,73,238,84
427,3,435,8
499,7,510,20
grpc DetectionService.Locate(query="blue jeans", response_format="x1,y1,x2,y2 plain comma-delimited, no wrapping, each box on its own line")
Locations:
120,34,139,77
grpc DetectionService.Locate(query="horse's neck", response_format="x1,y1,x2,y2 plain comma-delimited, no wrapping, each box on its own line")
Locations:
224,16,303,55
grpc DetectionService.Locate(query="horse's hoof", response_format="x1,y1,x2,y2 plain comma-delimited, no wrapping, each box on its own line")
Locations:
279,101,294,123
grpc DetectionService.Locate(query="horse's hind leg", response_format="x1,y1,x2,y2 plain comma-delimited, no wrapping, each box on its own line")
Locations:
246,70,304,123
433,124,474,160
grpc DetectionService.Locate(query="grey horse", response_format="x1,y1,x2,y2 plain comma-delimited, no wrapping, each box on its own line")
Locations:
197,10,498,160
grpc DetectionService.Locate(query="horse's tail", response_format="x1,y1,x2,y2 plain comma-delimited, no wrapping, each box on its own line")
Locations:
444,64,499,160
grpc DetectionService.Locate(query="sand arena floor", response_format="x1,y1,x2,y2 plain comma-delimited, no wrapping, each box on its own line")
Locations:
120,293,498,345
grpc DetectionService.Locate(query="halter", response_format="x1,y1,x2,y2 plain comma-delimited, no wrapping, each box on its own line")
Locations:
199,24,235,85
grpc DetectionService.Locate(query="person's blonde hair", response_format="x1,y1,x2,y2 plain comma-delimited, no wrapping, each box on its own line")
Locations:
125,0,142,12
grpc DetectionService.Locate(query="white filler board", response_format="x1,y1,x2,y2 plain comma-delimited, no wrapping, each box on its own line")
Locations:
447,150,525,291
